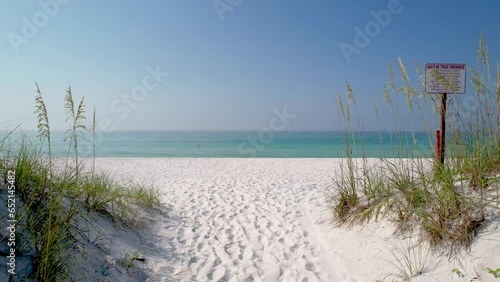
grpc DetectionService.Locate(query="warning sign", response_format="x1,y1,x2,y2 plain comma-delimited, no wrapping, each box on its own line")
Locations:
425,63,466,94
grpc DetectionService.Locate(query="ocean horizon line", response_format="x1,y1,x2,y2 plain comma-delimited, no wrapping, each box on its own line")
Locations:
2,131,434,158
10,129,432,134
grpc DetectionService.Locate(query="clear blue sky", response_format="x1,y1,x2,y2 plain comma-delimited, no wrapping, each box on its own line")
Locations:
1,0,499,132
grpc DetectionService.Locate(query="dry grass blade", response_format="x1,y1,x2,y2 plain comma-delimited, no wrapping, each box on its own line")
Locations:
0,123,21,146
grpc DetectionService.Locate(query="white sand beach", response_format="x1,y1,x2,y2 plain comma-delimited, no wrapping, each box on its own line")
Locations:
3,1,500,281
85,158,500,282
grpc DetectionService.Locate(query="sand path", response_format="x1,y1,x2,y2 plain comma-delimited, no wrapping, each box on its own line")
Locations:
94,158,356,282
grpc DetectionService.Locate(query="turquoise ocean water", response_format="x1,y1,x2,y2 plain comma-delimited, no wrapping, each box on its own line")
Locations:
5,131,434,158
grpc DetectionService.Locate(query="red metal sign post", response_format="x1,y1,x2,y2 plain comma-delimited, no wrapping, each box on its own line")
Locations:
438,93,447,165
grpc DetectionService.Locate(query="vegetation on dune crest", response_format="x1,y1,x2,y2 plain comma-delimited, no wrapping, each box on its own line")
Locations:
331,34,500,276
1,84,160,281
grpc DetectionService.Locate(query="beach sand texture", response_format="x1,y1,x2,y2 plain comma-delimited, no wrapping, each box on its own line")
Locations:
93,158,356,281
90,158,500,282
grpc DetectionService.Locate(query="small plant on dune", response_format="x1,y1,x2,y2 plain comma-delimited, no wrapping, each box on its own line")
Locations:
381,240,430,281
126,180,161,208
111,181,160,225
64,86,87,179
27,193,77,281
82,172,120,212
14,140,77,281
487,267,500,279
120,250,143,270
332,85,359,222
80,170,160,219
452,268,465,278
14,140,49,199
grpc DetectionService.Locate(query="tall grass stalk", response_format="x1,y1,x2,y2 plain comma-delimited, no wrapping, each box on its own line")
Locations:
34,83,52,177
333,89,358,221
64,86,86,179
92,107,96,179
497,63,500,157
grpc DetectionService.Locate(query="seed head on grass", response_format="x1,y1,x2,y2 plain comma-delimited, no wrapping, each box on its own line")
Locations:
477,33,488,65
64,86,87,178
34,83,52,173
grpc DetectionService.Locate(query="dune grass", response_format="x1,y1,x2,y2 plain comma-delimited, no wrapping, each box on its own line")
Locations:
1,85,160,281
331,34,500,267
381,239,431,281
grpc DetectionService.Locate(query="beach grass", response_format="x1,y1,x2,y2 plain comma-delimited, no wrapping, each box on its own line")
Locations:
331,34,500,266
1,86,160,280
381,239,431,281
